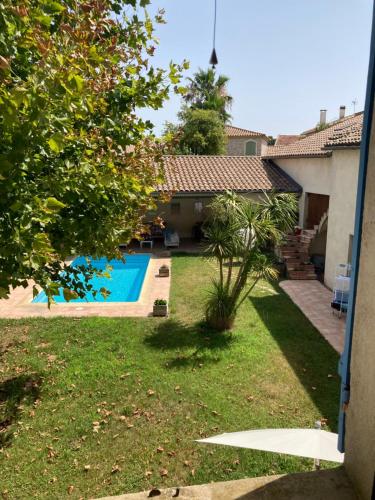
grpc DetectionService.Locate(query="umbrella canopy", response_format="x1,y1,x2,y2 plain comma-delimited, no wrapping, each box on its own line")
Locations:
197,428,344,463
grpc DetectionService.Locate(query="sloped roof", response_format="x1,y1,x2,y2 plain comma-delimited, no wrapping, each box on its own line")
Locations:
324,117,363,148
158,155,301,194
275,135,301,146
225,125,266,138
264,113,363,159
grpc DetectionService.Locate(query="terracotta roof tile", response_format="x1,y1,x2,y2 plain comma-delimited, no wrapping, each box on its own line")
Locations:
324,117,363,148
275,135,301,146
264,113,363,159
225,125,266,138
157,156,301,194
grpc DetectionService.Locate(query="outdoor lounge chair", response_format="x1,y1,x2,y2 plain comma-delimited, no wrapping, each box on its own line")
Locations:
164,228,180,248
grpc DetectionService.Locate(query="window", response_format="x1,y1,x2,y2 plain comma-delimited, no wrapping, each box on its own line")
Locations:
245,140,257,156
170,202,180,215
194,201,203,214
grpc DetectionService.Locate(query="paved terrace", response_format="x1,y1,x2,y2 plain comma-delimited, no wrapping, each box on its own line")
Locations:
98,467,357,499
280,280,346,353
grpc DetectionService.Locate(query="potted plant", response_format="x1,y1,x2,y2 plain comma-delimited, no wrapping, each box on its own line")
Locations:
159,264,170,277
153,299,168,317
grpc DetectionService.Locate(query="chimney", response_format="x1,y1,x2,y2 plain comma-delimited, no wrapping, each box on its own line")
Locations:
320,109,327,125
339,105,346,119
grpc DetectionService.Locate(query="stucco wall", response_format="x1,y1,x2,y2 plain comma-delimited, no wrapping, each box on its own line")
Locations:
151,193,265,238
275,157,333,227
344,120,375,500
276,152,360,289
324,150,360,288
226,137,267,156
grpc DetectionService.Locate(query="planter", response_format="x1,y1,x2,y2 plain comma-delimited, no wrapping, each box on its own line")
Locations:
153,304,168,317
159,265,170,277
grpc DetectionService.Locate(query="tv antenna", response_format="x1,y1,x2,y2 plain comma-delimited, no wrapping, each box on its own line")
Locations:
352,99,358,114
209,0,218,68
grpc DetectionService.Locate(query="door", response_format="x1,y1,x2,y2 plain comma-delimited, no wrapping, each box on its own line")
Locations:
306,193,329,229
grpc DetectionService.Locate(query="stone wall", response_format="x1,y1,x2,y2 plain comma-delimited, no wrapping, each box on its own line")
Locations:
226,137,267,156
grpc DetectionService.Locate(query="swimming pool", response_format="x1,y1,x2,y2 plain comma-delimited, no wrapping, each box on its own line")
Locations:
32,254,151,303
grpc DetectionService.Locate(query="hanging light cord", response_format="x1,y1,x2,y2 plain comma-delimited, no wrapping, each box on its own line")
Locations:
213,0,217,50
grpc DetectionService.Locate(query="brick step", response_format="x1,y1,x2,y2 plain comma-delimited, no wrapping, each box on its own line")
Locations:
286,263,315,271
281,245,300,251
285,235,299,242
301,229,317,237
282,251,309,259
288,270,317,280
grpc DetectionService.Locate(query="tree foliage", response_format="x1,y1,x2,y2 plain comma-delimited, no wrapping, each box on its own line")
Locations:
165,108,226,155
0,0,187,303
184,68,232,123
203,191,298,331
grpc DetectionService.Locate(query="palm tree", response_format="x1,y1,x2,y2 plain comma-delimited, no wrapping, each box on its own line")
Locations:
203,191,298,331
184,68,233,122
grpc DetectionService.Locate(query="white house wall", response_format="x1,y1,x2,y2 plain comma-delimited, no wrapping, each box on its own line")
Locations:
276,151,360,289
275,157,333,227
325,149,360,288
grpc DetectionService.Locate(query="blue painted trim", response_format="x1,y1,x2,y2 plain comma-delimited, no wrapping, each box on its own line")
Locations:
338,2,375,452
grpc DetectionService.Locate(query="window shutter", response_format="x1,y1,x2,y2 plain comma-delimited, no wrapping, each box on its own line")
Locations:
245,140,257,156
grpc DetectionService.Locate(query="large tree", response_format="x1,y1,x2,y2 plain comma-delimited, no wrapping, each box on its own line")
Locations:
184,68,233,123
0,0,186,303
178,108,226,155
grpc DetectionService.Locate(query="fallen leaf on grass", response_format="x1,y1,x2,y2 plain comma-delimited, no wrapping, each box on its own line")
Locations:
160,468,168,477
67,485,74,495
111,464,121,474
145,470,153,477
147,389,155,397
84,465,91,472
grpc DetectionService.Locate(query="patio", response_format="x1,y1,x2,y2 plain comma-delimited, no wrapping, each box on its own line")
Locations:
280,280,346,353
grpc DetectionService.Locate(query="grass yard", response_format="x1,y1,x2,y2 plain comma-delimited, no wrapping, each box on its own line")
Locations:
0,254,340,499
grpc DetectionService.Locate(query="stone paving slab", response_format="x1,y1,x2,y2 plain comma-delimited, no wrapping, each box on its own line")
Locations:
0,253,171,319
97,467,358,499
279,280,346,353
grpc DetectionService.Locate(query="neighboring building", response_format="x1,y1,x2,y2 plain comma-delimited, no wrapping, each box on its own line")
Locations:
153,155,301,238
264,112,363,289
225,125,268,156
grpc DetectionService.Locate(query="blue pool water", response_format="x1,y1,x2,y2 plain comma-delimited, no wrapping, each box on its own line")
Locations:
32,254,151,303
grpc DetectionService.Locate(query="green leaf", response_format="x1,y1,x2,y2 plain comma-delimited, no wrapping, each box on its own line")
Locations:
48,133,65,153
45,197,66,212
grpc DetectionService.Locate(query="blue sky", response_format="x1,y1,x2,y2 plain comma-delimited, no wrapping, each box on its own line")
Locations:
139,0,373,137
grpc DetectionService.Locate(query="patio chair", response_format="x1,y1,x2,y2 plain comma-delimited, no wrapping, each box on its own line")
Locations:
164,228,180,248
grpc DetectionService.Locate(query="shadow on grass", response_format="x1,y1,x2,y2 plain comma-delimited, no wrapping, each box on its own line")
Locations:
250,285,341,429
0,374,42,447
144,319,234,369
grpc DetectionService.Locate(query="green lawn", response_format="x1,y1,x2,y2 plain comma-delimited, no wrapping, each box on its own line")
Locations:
0,254,340,499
